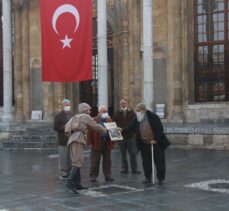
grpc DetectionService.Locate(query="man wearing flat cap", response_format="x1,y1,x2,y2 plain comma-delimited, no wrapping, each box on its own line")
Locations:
65,102,107,193
121,102,170,184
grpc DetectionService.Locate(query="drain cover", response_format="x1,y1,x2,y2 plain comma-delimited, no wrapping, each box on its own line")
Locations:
185,179,229,194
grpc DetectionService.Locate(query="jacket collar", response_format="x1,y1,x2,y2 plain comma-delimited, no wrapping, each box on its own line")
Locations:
119,108,131,112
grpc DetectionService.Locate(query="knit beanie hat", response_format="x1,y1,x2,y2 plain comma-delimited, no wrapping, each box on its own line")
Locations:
62,99,70,105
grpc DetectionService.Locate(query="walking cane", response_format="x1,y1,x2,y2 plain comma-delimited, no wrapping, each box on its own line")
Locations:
151,143,155,185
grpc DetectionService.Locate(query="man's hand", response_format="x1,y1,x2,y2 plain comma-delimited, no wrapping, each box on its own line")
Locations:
150,140,157,144
117,127,122,132
65,132,71,137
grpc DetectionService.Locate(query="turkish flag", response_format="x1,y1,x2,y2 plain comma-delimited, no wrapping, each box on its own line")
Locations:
40,0,92,82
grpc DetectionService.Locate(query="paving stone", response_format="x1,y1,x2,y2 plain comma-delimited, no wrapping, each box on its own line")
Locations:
0,149,229,210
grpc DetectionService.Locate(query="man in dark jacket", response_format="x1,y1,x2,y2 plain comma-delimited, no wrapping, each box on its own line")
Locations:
53,99,74,179
122,102,170,184
113,99,140,174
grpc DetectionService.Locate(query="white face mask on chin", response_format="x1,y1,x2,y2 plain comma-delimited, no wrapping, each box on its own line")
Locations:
120,107,128,111
101,112,109,119
136,111,145,122
63,106,71,112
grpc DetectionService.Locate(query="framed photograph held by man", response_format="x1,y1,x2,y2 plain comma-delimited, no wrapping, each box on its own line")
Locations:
103,122,123,141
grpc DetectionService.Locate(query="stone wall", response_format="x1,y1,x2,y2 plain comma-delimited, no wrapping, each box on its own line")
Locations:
10,0,229,125
166,124,229,150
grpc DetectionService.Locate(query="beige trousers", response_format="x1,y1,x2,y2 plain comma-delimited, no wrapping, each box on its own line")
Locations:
69,141,84,167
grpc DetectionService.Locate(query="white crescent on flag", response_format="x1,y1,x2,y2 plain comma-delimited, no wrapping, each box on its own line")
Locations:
52,4,80,35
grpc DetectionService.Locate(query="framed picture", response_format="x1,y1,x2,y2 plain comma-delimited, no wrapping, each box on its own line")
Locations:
103,122,123,141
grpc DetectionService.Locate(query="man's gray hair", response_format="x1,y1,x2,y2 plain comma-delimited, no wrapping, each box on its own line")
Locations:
98,105,107,112
135,102,147,111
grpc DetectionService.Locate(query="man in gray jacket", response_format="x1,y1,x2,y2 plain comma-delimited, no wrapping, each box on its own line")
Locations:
65,103,107,193
53,99,73,179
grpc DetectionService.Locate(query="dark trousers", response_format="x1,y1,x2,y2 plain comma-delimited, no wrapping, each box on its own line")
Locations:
118,137,138,172
89,144,111,179
139,142,166,181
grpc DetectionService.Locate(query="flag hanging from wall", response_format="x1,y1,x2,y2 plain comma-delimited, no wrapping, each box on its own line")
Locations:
40,0,92,82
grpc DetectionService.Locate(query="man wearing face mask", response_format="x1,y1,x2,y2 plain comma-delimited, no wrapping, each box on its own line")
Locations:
87,106,114,182
113,99,140,174
53,99,74,179
121,102,170,184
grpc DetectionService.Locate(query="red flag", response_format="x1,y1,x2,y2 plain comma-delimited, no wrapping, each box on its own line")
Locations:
40,0,92,82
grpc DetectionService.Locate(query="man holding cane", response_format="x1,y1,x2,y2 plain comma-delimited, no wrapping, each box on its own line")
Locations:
121,102,170,184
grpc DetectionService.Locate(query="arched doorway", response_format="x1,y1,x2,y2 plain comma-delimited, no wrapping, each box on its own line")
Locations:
79,18,114,117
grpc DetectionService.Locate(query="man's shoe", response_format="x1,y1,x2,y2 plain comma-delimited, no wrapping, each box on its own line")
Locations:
142,178,152,184
120,170,128,174
158,180,164,185
75,184,89,190
59,174,69,180
105,177,114,182
66,183,78,194
132,170,141,174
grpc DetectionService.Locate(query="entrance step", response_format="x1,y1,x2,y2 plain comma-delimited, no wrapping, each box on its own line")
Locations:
0,122,58,149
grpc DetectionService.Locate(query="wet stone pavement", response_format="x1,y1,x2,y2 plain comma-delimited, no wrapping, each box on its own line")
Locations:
0,148,229,211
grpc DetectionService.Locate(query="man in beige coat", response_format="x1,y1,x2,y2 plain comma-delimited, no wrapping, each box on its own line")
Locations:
65,103,107,193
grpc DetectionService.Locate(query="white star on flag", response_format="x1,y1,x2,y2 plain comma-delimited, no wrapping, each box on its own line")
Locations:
60,35,73,48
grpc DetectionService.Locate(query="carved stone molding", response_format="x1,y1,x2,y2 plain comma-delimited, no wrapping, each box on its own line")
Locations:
107,0,115,9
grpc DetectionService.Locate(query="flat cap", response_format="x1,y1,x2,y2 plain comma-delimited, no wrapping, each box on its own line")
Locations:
78,103,91,113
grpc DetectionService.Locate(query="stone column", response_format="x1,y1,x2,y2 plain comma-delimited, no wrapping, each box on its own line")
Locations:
167,0,184,122
143,0,153,111
65,83,74,104
22,1,30,119
43,82,54,121
54,83,65,113
2,0,13,120
72,83,80,113
97,0,108,107
13,1,24,121
128,0,142,107
120,0,130,101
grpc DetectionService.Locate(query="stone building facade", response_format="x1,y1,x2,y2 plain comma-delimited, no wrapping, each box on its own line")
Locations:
1,0,229,125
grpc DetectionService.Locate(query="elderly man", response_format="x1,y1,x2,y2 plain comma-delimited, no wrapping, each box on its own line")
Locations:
87,106,114,182
113,99,140,174
122,102,170,184
65,103,107,193
53,99,73,179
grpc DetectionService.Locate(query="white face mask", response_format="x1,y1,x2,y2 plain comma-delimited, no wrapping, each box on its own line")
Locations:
136,111,145,122
63,106,71,112
120,107,128,111
101,112,109,119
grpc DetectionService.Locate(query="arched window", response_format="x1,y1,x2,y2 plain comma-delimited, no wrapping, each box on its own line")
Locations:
194,0,229,102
